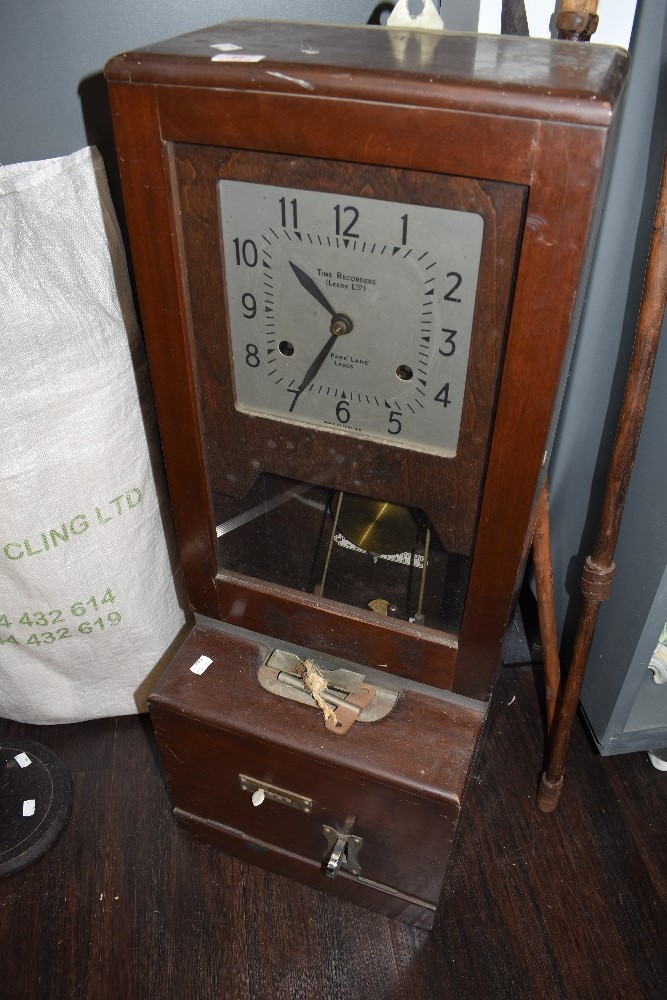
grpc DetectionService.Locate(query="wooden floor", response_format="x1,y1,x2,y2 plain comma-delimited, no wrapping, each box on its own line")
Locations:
1,662,665,1000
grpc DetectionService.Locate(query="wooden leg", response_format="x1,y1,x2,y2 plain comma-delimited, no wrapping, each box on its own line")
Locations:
532,478,561,734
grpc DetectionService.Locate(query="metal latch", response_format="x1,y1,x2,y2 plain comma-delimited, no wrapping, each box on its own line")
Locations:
280,669,376,735
323,826,362,877
258,650,399,734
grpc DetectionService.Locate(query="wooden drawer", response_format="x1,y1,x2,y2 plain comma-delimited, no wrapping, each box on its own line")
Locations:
149,624,486,928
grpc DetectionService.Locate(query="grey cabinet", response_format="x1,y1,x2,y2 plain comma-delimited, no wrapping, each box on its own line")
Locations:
579,322,667,755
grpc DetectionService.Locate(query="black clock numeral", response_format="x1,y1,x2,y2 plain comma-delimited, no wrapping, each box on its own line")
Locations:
388,410,402,435
434,383,451,407
439,329,457,357
279,196,298,228
286,388,300,412
233,238,258,267
241,293,257,319
335,399,351,424
245,343,261,368
400,214,409,246
443,271,462,302
334,204,360,239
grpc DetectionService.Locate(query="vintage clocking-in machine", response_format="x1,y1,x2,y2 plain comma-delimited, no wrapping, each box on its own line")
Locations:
105,20,627,927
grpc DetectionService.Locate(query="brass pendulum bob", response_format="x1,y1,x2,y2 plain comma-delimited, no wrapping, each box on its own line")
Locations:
314,492,430,626
335,494,418,556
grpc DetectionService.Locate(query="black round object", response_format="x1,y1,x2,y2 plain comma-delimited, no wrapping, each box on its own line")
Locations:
0,738,73,876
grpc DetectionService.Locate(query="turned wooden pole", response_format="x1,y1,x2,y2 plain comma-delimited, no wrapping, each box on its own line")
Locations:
537,146,667,811
555,1,599,41
532,478,561,733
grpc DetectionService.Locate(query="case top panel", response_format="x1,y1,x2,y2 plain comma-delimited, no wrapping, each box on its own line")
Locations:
105,19,627,127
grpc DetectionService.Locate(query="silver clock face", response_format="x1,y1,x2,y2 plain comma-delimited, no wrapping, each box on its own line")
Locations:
219,181,483,457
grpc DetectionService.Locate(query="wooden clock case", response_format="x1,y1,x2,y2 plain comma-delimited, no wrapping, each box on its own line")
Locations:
105,21,627,927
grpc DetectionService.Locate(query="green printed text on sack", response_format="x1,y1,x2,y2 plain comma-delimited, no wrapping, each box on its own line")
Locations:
2,488,142,561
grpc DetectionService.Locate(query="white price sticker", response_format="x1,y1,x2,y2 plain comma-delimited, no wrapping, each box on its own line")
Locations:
190,655,212,676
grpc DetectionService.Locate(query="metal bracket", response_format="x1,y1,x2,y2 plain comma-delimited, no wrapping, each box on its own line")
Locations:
322,825,363,877
322,681,376,735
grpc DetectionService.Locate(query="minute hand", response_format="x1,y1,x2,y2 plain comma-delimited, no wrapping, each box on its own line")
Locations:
288,333,339,413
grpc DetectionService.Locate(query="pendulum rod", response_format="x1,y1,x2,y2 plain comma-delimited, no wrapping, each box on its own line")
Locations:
314,491,345,598
413,525,431,625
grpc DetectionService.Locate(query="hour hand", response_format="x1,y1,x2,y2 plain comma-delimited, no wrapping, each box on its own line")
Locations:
289,261,337,316
289,261,353,336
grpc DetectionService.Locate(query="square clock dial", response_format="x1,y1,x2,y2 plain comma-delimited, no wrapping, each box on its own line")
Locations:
219,180,483,457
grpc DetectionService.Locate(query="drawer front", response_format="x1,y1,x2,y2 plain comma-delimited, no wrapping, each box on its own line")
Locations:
152,707,456,905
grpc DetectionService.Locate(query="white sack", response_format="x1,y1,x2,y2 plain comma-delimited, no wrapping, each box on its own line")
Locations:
0,146,187,724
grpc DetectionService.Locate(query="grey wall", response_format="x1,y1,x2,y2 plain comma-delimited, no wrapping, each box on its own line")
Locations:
580,302,667,751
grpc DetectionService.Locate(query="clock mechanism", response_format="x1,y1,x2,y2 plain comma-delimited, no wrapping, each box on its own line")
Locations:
106,20,627,927
172,144,526,685
213,170,487,638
